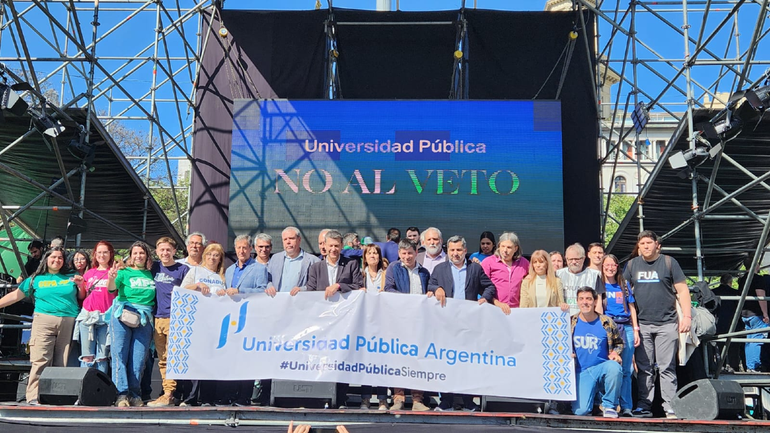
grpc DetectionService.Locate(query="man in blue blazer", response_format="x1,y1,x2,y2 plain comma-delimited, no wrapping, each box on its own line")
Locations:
383,240,431,411
266,226,320,296
427,235,496,411
384,240,430,295
306,230,363,298
223,234,268,405
225,234,268,293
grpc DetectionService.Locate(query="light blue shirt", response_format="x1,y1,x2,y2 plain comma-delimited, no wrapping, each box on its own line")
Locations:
279,251,304,292
232,257,254,288
451,262,467,300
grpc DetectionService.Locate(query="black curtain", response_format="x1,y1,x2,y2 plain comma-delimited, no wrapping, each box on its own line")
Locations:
465,9,600,247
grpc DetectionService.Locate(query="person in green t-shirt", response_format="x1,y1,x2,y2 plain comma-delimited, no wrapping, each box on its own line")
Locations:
0,246,86,405
107,241,156,407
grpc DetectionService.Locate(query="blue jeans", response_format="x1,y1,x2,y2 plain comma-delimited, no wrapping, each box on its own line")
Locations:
572,360,622,416
79,321,109,374
110,308,153,397
617,323,635,411
742,315,769,370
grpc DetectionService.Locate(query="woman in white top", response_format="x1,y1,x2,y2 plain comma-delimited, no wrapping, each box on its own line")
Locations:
519,249,568,310
181,243,226,296
359,243,389,409
362,243,388,295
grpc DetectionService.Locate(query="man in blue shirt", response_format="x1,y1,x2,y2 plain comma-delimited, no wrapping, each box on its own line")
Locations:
571,287,624,418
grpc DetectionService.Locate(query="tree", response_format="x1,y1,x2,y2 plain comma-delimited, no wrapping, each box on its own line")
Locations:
604,194,635,243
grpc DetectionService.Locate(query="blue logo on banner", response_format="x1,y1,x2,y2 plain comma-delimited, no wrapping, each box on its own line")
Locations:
216,302,249,349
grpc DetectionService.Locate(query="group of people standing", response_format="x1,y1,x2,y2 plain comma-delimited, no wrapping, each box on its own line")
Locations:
0,226,693,419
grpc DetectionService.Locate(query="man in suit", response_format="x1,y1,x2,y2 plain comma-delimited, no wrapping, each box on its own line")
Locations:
306,230,363,298
223,234,268,406
427,235,496,411
266,227,320,296
305,230,363,407
417,227,446,274
383,240,431,411
225,234,268,294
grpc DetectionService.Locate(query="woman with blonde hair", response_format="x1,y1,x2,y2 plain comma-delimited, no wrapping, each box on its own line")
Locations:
520,250,568,310
181,243,226,297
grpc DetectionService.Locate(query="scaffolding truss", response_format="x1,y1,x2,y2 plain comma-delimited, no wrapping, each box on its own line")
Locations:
0,0,213,271
0,0,769,377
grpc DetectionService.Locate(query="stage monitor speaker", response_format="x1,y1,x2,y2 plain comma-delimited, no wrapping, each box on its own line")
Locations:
270,380,337,408
38,367,117,406
671,379,744,420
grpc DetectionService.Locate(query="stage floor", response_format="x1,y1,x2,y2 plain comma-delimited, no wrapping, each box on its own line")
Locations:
0,404,769,432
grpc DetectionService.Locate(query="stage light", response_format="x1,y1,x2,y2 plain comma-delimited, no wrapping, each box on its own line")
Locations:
744,85,770,111
668,142,721,171
32,114,64,137
68,129,96,171
0,82,29,120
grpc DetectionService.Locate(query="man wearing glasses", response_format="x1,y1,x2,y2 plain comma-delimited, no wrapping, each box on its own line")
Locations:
254,233,273,265
176,232,206,267
556,243,604,316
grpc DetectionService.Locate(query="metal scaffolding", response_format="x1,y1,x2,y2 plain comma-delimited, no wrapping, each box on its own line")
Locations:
0,0,212,270
0,0,769,379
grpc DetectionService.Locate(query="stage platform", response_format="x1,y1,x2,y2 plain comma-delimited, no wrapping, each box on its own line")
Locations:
1,404,769,432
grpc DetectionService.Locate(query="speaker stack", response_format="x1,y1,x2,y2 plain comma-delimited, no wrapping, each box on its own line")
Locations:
671,379,745,420
38,367,117,406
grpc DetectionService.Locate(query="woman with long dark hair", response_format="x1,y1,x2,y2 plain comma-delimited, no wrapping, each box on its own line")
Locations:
0,246,85,404
68,249,91,276
359,243,389,409
107,241,156,407
601,254,639,417
75,241,116,373
469,231,496,264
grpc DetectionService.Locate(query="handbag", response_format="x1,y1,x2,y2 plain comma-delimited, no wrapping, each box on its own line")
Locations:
119,309,141,328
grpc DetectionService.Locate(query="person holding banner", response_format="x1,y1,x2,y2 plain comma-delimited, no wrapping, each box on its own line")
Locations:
427,235,495,412
384,240,431,411
571,286,624,418
360,243,389,410
306,230,363,408
306,230,364,298
180,242,252,406
266,226,320,296
225,235,269,295
481,232,529,314
107,241,156,407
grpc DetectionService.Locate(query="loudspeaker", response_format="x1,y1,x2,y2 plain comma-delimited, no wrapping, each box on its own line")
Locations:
270,380,337,408
38,367,117,406
671,379,745,420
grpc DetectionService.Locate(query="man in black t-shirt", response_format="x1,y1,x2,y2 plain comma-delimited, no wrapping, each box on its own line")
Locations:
623,230,691,419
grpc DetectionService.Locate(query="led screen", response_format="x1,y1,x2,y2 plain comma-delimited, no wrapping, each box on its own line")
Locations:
229,100,564,254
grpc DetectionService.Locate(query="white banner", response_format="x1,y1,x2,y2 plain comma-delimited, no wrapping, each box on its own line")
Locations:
167,290,575,400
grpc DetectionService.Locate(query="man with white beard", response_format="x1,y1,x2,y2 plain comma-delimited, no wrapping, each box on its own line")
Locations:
556,243,604,316
416,227,446,275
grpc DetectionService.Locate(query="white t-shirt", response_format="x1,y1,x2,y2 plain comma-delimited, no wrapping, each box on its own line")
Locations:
180,265,225,295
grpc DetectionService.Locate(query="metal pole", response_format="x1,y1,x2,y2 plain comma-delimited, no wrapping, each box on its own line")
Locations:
0,199,28,278
682,0,704,281
631,2,644,233
142,1,163,240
